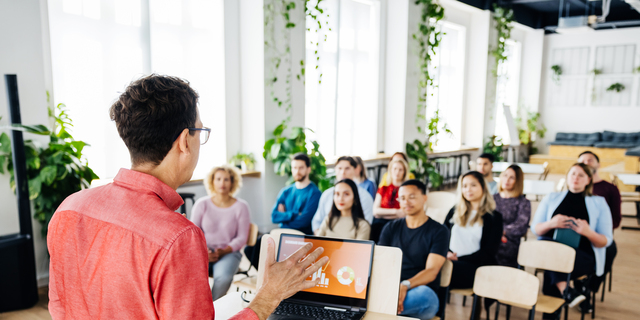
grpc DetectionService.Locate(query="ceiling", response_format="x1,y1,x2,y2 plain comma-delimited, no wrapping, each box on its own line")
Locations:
457,0,640,31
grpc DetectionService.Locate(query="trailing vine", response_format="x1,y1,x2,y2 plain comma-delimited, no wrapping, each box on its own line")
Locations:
264,0,330,129
412,0,445,135
490,4,514,77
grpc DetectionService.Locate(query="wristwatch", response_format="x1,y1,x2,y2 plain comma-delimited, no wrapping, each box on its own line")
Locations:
401,280,411,290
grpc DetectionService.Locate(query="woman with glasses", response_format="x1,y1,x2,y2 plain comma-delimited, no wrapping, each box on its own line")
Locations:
371,158,411,242
190,165,251,301
316,179,371,240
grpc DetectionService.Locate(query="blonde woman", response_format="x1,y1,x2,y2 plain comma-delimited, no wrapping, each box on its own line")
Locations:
494,165,531,268
371,158,411,242
190,165,251,301
378,152,416,187
444,171,503,289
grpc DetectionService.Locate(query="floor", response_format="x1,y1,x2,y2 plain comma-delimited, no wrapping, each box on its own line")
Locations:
2,174,640,320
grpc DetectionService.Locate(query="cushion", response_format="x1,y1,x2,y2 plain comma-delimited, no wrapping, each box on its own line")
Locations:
584,132,602,142
593,142,639,149
555,132,574,141
548,141,596,147
603,131,615,142
624,132,640,143
626,146,640,156
612,132,627,142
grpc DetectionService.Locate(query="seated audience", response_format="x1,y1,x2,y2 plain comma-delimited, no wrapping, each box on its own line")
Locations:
379,180,449,320
493,164,531,268
379,152,416,187
476,153,498,195
353,156,377,199
444,171,503,290
244,153,322,269
191,165,251,301
577,151,619,312
371,158,411,242
316,179,371,240
530,163,613,319
312,156,374,233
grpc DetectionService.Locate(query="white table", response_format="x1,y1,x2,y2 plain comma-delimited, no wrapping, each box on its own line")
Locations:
492,162,545,175
523,180,555,196
616,174,640,186
214,292,417,320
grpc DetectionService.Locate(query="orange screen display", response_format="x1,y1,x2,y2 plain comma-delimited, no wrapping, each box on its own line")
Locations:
278,235,373,300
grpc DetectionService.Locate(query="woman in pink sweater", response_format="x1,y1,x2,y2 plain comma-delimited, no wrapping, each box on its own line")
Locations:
190,165,251,300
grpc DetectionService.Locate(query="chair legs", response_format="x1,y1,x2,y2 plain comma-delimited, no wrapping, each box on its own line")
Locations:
601,273,606,302
463,296,466,306
492,301,500,320
469,295,479,320
609,268,613,292
506,305,512,320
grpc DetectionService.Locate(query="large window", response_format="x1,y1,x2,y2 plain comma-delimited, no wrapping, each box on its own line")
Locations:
305,0,381,159
425,21,466,150
48,0,225,180
494,40,522,145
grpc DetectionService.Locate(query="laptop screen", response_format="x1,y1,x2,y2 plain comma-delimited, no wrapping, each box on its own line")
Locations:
277,234,375,310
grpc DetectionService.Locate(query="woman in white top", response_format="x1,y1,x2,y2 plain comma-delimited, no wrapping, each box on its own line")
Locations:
316,179,371,240
444,171,503,289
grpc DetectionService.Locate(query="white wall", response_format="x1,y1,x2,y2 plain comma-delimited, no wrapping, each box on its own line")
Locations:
539,28,640,151
0,0,54,286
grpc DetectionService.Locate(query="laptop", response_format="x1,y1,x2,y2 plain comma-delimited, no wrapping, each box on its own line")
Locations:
267,234,375,320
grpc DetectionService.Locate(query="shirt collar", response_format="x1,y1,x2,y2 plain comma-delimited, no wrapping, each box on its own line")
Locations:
113,168,184,211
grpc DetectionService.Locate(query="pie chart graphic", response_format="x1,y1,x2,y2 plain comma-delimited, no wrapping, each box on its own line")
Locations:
337,266,355,285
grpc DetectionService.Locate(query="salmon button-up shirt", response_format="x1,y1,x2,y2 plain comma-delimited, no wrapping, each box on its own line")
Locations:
48,168,258,320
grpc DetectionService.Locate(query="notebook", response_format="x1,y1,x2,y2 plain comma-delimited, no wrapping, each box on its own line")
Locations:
267,234,375,320
553,228,581,249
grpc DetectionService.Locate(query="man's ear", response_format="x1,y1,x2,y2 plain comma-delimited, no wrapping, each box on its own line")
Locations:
176,128,191,154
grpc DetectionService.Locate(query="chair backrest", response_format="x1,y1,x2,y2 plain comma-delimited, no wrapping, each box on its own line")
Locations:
517,240,576,273
468,160,476,171
539,162,550,180
473,266,539,308
425,191,456,224
440,259,453,287
247,223,259,247
556,178,566,192
610,174,620,187
256,235,402,316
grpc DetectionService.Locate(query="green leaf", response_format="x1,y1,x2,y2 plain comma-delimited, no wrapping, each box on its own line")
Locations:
273,123,286,137
19,124,50,135
39,165,57,185
0,132,10,154
28,176,42,200
270,143,282,160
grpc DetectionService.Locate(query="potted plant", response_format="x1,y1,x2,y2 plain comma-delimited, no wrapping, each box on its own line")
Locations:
483,135,504,162
0,100,98,236
229,152,256,171
516,111,547,155
263,123,331,191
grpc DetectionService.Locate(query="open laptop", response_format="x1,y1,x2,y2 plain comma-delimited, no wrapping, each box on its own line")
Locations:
267,234,375,320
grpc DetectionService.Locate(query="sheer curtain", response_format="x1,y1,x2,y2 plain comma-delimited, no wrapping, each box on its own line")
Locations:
425,21,466,150
48,0,225,180
305,0,381,159
494,40,522,145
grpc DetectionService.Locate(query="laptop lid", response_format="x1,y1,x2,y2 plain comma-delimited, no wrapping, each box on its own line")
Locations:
276,234,375,311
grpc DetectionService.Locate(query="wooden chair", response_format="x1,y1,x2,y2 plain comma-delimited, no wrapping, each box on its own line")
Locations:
611,174,640,220
433,259,453,320
425,191,456,224
470,266,539,320
232,223,260,293
505,240,576,320
256,235,404,315
539,162,550,181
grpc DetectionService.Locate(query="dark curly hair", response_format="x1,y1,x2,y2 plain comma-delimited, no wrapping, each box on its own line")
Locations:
109,74,199,166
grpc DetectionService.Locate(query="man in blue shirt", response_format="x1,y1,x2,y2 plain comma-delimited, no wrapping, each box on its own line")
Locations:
271,153,322,234
244,153,321,269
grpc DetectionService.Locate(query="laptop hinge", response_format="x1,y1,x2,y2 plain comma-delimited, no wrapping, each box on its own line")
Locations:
350,307,360,312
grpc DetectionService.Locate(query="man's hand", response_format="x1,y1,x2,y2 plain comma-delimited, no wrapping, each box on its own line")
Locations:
278,204,286,213
397,284,408,314
208,249,219,263
249,237,329,320
447,252,458,261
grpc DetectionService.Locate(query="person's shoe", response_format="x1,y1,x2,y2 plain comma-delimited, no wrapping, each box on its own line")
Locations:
578,299,593,314
565,287,586,308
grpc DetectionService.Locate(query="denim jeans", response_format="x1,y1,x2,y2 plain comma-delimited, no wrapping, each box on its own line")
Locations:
209,251,242,301
400,285,439,320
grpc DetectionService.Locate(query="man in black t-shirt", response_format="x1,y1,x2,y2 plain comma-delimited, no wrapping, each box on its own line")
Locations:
379,180,450,320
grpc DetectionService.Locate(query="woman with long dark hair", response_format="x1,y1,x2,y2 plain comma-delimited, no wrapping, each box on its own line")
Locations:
316,179,371,240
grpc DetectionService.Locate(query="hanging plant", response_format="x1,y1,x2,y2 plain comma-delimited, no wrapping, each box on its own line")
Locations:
489,4,514,77
305,0,330,84
606,83,625,92
591,69,602,75
551,65,562,85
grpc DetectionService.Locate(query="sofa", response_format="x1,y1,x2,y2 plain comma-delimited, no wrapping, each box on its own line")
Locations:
548,131,640,150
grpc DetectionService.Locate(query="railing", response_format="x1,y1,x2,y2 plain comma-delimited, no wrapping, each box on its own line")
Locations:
428,153,472,190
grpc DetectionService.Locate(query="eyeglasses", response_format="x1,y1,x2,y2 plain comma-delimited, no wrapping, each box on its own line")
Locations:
187,127,211,145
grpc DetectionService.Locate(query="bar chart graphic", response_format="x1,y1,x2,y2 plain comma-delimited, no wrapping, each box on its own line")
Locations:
312,268,329,285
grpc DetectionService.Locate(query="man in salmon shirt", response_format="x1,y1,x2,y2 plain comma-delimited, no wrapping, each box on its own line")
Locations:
47,74,328,320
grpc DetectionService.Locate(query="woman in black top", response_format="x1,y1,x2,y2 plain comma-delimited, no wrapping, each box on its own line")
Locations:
444,171,503,289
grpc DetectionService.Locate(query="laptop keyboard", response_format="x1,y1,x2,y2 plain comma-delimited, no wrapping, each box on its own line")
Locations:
273,302,363,320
